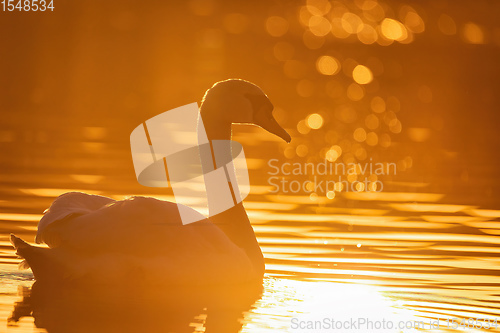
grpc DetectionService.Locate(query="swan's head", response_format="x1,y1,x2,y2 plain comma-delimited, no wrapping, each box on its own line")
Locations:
201,79,291,143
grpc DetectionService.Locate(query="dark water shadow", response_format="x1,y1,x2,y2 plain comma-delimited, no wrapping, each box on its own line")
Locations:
8,280,263,333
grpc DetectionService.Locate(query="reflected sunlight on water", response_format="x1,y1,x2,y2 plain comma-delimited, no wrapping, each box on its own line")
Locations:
245,279,418,333
1,166,500,332
2,0,500,331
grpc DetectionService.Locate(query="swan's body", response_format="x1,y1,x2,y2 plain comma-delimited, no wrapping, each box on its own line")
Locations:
18,193,255,286
11,79,290,287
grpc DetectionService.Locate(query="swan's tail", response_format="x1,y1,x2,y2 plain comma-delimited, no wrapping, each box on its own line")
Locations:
10,234,33,269
10,234,59,282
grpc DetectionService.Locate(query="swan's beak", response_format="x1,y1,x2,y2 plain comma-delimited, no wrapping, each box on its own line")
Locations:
254,111,292,143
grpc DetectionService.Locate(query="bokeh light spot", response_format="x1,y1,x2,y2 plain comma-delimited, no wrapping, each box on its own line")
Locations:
305,182,315,191
284,147,295,159
316,55,340,75
462,22,485,44
325,150,338,162
371,96,386,113
379,133,391,148
354,146,367,160
83,127,107,140
325,145,342,162
266,16,289,37
366,131,378,146
331,17,351,39
362,1,385,21
402,8,425,33
386,96,401,112
381,18,407,41
347,83,365,101
357,24,378,44
341,12,363,34
438,14,457,35
353,127,367,142
306,0,331,15
331,145,342,155
407,128,431,142
306,113,324,129
389,120,402,134
296,144,309,157
352,65,373,84
365,114,379,129
309,15,332,36
356,183,365,192
297,120,311,135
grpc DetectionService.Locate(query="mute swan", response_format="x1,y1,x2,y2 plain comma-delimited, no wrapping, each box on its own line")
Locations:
10,79,291,287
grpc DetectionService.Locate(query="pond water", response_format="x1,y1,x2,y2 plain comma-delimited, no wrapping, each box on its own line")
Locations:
1,127,499,333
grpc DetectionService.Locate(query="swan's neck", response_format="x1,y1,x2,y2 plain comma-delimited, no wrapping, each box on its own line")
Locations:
198,106,264,277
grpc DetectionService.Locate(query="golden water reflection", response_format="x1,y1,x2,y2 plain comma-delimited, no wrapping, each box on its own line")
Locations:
1,100,500,331
2,182,500,332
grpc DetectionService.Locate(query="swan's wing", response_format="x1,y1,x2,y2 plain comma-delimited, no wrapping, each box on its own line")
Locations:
36,192,115,244
37,194,256,284
39,194,227,254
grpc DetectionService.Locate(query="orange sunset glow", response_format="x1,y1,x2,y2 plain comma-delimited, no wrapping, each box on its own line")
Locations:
1,0,500,332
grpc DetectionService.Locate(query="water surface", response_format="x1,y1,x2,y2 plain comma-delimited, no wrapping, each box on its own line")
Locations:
1,130,499,332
